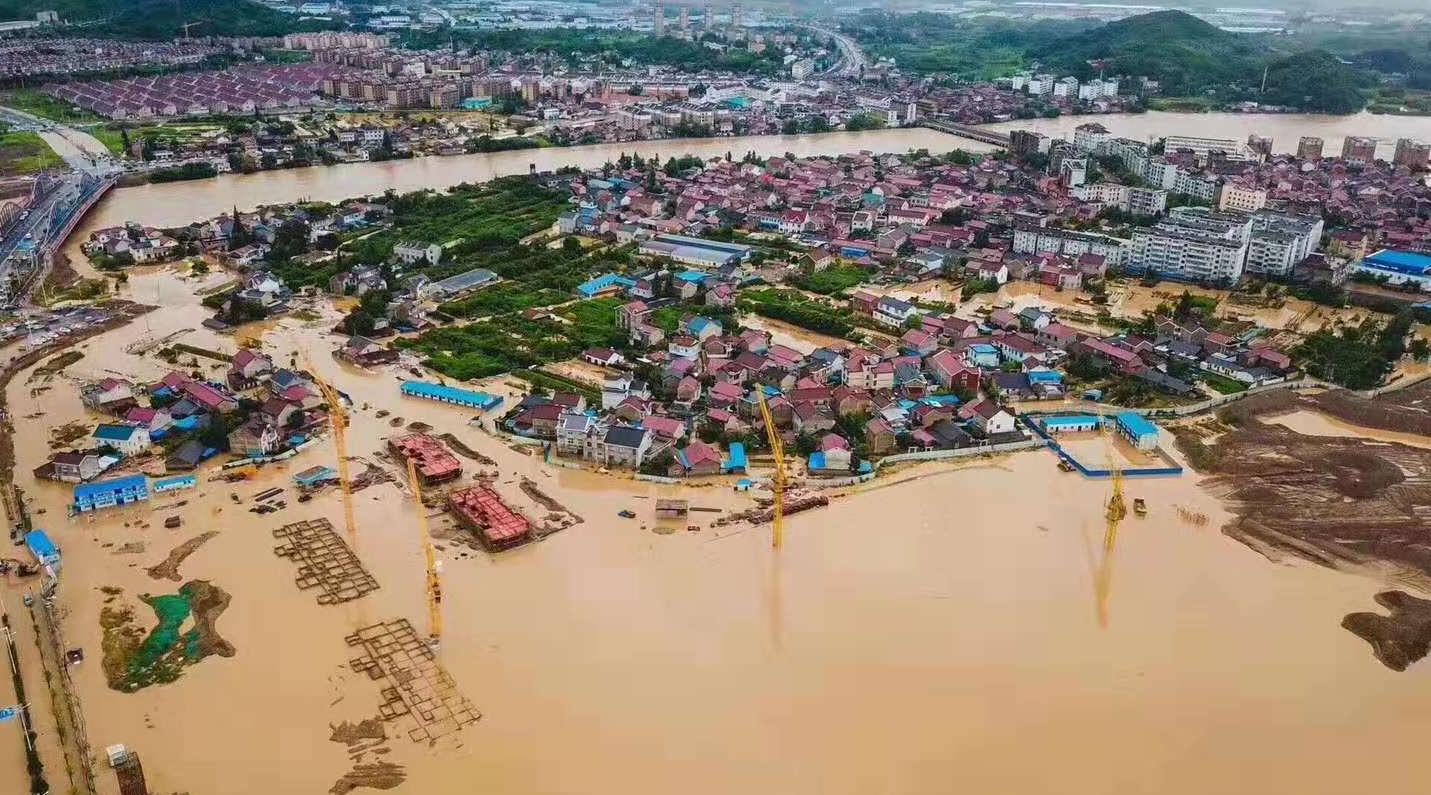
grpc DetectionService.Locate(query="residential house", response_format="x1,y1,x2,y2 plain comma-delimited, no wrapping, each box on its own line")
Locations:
228,417,282,457
926,350,981,393
582,348,625,368
80,378,138,414
92,423,151,457
227,349,275,390
337,336,399,367
36,451,108,483
669,441,723,477
963,399,1017,437
865,418,897,455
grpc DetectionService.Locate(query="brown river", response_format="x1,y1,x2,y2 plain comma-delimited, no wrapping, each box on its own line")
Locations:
3,117,1431,794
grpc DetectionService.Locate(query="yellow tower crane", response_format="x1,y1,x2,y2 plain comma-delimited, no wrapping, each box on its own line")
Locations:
405,458,444,646
1092,406,1126,628
307,359,358,540
755,388,785,550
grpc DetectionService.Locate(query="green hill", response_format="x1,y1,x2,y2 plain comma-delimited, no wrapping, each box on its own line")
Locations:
0,0,330,39
1036,10,1267,94
1261,49,1371,114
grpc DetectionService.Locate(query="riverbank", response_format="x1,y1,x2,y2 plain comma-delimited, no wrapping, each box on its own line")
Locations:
65,128,996,233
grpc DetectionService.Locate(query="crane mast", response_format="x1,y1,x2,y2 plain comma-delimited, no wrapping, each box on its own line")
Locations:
307,361,358,541
405,458,443,645
1094,405,1126,628
755,389,785,550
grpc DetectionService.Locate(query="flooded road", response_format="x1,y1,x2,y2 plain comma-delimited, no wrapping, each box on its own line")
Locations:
1,266,1428,795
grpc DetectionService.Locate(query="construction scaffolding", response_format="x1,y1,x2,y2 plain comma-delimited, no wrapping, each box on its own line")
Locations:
273,519,379,605
345,619,480,744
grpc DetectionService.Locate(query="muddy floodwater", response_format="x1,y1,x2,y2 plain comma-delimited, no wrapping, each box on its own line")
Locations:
0,264,1428,795
75,128,995,232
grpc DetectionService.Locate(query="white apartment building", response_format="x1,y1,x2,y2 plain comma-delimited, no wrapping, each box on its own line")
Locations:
1072,183,1168,216
1060,158,1088,187
1217,183,1268,213
1163,135,1242,158
1012,225,1130,268
1243,211,1324,277
1077,78,1119,100
1172,170,1218,202
1129,208,1253,283
1072,123,1113,154
1139,158,1180,190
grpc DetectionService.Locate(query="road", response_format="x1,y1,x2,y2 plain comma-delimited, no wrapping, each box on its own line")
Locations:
803,24,868,78
0,103,121,304
0,105,119,176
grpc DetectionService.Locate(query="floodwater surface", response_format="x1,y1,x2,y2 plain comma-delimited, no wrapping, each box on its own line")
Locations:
2,267,1429,795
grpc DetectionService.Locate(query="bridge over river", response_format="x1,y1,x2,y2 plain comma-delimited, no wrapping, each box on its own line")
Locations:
917,119,1011,148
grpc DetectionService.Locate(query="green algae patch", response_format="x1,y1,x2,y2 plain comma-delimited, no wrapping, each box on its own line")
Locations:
100,580,235,692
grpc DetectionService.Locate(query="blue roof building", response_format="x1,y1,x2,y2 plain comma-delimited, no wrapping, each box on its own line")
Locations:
1354,249,1431,289
686,315,721,337
73,473,150,513
93,423,149,455
968,344,1000,368
1041,415,1101,433
1115,412,1160,450
293,466,339,487
576,273,637,298
723,442,747,474
400,380,503,411
26,529,59,569
152,474,197,493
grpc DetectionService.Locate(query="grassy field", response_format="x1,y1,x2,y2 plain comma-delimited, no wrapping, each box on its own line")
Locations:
1146,96,1220,112
1201,373,1249,395
0,131,64,175
89,126,129,155
1366,88,1431,116
0,88,102,124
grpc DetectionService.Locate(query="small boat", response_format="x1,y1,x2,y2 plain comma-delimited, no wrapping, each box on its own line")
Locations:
618,509,636,519
1133,498,1148,517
